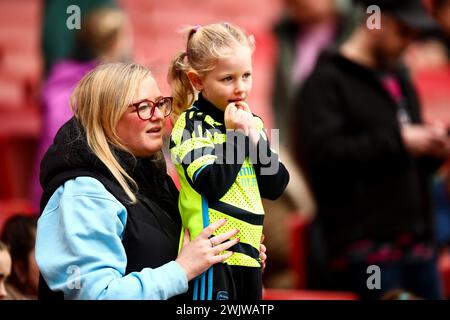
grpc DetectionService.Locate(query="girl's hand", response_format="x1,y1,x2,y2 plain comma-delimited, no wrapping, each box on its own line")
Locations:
225,102,259,144
176,219,240,281
260,233,267,272
234,101,260,145
225,103,251,134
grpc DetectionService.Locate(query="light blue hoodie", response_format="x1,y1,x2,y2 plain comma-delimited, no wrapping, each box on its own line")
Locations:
35,176,188,300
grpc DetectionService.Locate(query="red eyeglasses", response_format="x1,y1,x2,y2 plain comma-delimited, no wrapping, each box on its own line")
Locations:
130,97,173,120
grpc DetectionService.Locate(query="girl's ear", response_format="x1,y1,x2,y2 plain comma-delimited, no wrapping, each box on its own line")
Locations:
187,71,203,91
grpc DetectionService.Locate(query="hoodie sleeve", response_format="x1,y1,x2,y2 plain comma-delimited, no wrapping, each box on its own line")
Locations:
35,177,188,300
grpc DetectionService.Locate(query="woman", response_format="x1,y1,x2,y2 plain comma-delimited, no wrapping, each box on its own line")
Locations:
35,62,252,300
1,215,39,300
0,241,12,300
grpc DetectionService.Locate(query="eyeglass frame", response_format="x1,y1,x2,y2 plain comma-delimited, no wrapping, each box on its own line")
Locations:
129,96,173,120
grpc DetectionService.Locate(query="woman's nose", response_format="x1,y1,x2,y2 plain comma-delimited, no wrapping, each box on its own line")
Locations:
150,106,165,121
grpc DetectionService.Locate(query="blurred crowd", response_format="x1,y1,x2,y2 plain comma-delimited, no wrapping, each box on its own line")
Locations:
0,0,449,300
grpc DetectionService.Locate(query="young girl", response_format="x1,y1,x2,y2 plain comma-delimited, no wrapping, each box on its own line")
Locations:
168,23,289,300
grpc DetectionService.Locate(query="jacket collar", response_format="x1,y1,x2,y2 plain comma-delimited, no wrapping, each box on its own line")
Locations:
193,93,225,123
40,117,166,193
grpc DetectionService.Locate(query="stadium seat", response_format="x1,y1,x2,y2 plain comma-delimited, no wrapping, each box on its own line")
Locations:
438,250,450,299
0,198,35,232
287,214,310,289
263,288,358,300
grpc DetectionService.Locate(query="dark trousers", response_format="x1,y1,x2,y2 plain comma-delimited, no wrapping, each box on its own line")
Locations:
188,264,262,300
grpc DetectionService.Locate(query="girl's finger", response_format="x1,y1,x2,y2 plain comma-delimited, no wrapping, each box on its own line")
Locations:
260,243,266,253
237,101,251,113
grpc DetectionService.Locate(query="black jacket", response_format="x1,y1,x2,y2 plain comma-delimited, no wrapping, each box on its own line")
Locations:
38,117,185,300
291,50,442,257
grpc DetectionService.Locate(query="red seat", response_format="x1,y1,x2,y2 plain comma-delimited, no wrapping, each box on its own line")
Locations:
0,77,25,109
263,288,358,300
438,250,450,299
0,198,35,232
413,64,450,126
287,214,310,289
0,106,41,199
0,0,41,29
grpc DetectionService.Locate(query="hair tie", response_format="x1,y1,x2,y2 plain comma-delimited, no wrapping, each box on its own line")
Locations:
193,25,201,33
223,22,230,27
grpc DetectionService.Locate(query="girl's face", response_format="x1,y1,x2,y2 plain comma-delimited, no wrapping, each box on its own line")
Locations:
116,76,166,157
199,44,253,111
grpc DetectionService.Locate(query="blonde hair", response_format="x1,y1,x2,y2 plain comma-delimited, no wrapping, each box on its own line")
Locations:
168,22,255,114
71,62,151,203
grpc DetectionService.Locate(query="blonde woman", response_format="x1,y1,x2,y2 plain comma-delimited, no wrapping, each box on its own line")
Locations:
35,63,244,300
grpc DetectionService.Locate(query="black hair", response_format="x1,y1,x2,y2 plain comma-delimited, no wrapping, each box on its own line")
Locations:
0,214,37,277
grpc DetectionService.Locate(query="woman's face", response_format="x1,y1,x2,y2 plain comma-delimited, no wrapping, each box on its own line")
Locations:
116,76,166,157
0,250,11,299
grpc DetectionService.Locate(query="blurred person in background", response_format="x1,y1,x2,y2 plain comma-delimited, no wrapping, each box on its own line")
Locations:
31,7,133,211
403,0,450,72
269,0,355,225
0,215,39,300
429,0,450,252
292,0,450,299
0,241,12,300
433,161,450,250
429,0,450,43
272,0,354,144
42,0,118,75
409,0,450,251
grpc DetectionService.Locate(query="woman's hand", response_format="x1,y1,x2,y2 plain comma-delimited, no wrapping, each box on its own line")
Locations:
176,219,240,281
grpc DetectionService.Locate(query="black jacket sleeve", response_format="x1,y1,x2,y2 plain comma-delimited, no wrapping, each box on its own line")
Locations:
249,132,290,200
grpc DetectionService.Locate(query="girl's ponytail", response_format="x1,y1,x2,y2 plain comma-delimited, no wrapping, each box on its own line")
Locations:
168,51,195,114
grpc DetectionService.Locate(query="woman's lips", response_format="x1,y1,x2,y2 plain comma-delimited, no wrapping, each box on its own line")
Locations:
146,126,161,134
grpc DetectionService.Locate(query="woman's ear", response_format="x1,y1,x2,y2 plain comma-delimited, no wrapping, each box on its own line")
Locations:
187,71,203,91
